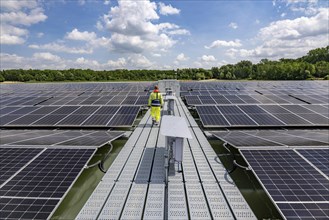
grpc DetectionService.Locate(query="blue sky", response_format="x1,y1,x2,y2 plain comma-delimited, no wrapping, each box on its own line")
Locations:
1,0,328,70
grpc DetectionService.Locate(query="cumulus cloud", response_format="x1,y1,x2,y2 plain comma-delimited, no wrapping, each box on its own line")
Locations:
98,0,186,54
0,0,47,45
228,22,238,29
201,55,216,62
205,39,242,49
65,29,97,41
104,0,110,5
29,42,93,54
176,53,189,62
33,52,62,62
106,58,126,68
226,8,328,61
158,2,180,15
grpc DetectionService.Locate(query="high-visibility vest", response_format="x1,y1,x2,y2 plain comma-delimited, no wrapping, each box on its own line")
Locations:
148,92,163,107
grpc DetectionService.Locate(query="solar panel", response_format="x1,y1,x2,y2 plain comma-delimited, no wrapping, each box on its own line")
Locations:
246,113,285,126
297,149,329,176
223,114,257,126
199,95,216,104
241,149,329,202
82,114,114,126
199,114,230,126
211,131,283,147
0,197,60,220
185,95,202,105
196,106,220,115
55,114,91,126
0,148,43,185
276,202,329,219
0,148,95,198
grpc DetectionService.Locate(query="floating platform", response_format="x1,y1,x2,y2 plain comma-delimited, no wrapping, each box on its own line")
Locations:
77,97,256,219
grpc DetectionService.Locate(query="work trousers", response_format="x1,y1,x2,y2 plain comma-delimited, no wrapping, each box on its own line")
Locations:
151,106,161,122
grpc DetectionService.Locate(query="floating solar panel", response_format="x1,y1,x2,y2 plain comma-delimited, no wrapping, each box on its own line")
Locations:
0,148,95,198
276,202,329,219
211,130,329,148
297,149,329,177
0,197,60,220
241,150,329,202
185,95,202,105
199,95,216,104
0,148,43,185
211,131,283,147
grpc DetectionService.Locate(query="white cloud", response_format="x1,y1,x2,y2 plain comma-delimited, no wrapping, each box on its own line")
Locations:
65,29,97,41
98,0,187,54
29,43,93,54
104,0,110,5
281,12,286,17
205,39,242,49
33,52,61,62
226,8,328,61
158,2,180,15
127,54,153,69
106,58,126,68
201,55,216,62
166,29,190,35
259,8,328,40
37,32,44,38
1,8,47,26
0,1,47,45
228,22,238,29
0,0,38,11
255,19,260,24
176,53,189,62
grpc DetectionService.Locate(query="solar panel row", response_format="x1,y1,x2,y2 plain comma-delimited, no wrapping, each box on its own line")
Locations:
241,149,329,220
211,130,329,148
0,105,140,127
0,130,124,147
197,105,329,127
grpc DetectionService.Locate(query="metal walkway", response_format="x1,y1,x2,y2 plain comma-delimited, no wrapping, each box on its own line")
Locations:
77,98,256,220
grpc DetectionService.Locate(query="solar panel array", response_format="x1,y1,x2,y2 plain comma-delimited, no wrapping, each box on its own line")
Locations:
181,81,329,128
241,149,329,220
0,129,124,219
0,82,154,128
0,129,124,147
211,128,329,220
211,130,329,148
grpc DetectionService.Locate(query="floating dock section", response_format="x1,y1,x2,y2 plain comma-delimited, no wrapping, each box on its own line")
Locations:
77,97,256,219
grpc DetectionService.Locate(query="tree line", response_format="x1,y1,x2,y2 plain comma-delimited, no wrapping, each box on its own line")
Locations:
0,46,328,82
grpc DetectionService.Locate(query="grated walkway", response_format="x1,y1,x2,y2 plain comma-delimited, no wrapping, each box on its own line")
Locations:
77,98,256,220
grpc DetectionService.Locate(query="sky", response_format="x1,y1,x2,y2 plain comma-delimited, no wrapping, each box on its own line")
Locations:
0,0,328,70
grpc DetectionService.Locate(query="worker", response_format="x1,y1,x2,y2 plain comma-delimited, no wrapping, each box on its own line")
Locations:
148,85,163,125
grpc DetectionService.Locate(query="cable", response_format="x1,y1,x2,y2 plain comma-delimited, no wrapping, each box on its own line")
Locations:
84,142,114,173
218,142,237,174
233,160,251,171
99,142,114,173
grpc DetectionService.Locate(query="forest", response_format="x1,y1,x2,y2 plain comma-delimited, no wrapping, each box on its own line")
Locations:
0,46,328,82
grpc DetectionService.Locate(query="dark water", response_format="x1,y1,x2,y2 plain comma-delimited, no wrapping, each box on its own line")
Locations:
51,138,127,220
208,139,283,220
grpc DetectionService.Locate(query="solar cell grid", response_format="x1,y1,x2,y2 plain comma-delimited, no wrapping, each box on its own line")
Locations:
277,202,329,220
0,106,22,115
56,114,91,126
212,95,231,104
199,114,229,126
199,95,216,104
0,148,43,185
7,114,45,126
0,197,60,220
185,95,202,105
297,149,329,177
72,106,99,114
223,114,257,126
0,148,95,198
82,114,114,126
241,150,329,202
117,106,140,114
196,106,220,115
93,106,119,114
272,113,311,125
107,96,125,105
218,105,244,114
